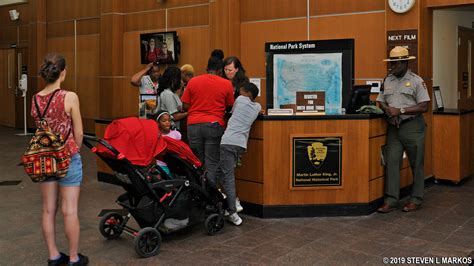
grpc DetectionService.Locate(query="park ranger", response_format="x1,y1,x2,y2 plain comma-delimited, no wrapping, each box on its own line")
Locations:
376,46,430,213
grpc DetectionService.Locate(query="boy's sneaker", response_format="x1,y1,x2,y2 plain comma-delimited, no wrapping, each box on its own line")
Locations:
236,197,243,213
227,213,242,226
68,254,89,266
47,252,69,266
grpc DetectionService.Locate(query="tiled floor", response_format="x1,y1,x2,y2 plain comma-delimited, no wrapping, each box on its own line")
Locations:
0,126,473,265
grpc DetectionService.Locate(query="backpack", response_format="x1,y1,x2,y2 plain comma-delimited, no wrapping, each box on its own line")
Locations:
22,89,71,182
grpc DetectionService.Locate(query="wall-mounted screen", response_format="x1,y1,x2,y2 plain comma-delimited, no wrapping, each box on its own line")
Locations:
140,31,180,65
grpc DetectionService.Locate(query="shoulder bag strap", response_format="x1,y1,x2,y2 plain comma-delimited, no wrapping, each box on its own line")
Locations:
34,89,61,120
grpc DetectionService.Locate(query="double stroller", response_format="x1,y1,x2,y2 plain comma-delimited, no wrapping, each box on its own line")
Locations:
84,117,225,257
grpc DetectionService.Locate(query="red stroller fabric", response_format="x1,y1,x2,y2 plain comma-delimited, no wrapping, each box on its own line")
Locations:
163,136,202,168
99,117,167,166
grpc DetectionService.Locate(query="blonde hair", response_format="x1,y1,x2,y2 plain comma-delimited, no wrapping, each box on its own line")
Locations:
180,64,194,76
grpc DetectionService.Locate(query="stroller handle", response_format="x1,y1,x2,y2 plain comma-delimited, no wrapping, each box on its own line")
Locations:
83,135,121,157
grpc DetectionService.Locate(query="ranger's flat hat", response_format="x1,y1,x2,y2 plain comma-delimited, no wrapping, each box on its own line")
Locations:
384,46,416,61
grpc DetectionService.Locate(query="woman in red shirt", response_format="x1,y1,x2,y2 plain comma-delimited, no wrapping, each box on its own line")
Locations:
32,53,88,265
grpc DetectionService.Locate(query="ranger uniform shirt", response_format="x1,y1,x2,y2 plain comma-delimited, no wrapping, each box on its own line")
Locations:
376,70,430,120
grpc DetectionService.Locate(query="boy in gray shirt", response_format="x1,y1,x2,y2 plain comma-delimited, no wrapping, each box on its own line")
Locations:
215,82,261,225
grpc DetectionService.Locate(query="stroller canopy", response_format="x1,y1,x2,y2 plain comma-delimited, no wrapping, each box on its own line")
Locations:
100,117,167,166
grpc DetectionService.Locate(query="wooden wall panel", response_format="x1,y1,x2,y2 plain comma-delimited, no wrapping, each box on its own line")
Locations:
76,35,99,132
47,0,99,22
76,35,99,76
168,5,209,28
262,119,370,205
100,0,123,13
209,0,241,57
76,78,99,133
73,0,100,19
77,18,100,35
124,10,166,32
99,78,123,118
369,136,385,180
47,21,74,38
123,0,208,13
369,177,384,201
0,49,16,127
122,78,139,117
47,37,75,86
46,0,75,22
0,27,18,45
310,0,384,16
235,139,263,183
172,27,211,75
241,0,307,22
369,117,387,137
369,167,413,201
310,12,386,80
459,114,471,179
427,0,474,7
385,1,419,31
100,14,123,76
19,25,29,42
123,31,145,76
433,115,460,180
241,19,307,78
249,120,263,139
236,180,264,204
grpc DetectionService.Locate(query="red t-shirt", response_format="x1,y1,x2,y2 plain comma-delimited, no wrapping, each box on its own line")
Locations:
181,74,234,126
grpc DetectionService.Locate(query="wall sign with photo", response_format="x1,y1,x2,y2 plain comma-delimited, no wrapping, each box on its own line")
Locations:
139,94,159,118
291,136,342,188
140,31,180,65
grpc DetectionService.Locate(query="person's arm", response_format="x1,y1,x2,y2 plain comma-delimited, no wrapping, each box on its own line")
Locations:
181,83,191,111
182,103,189,111
172,111,187,121
131,63,153,87
225,83,235,112
65,92,84,149
385,102,429,117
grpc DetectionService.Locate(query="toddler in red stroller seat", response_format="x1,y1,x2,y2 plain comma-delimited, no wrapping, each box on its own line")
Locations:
84,117,226,257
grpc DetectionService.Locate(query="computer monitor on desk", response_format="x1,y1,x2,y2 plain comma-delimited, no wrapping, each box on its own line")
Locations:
346,85,371,114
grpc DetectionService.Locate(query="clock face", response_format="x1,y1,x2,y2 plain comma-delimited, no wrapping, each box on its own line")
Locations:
388,0,416,14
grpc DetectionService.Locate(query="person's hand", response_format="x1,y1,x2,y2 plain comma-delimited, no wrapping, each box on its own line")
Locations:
145,62,153,71
259,109,266,115
387,116,399,126
385,106,400,117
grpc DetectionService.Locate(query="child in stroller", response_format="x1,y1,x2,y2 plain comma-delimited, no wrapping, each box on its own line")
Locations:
84,117,226,258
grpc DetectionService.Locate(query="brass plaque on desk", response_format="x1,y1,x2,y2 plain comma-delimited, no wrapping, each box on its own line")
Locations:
292,137,342,187
296,91,325,114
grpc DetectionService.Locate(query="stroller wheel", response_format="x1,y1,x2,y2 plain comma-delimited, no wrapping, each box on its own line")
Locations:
99,212,124,240
134,227,162,258
205,214,225,235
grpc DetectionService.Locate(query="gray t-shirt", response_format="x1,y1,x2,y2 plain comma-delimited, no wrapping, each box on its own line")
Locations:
221,96,261,149
160,88,183,129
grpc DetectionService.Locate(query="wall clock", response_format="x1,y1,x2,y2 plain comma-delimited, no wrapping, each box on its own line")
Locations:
388,0,416,14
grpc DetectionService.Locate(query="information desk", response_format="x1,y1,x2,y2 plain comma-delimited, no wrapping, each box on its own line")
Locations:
234,114,414,218
93,115,414,217
433,109,474,183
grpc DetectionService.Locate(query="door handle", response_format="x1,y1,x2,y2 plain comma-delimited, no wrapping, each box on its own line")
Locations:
7,52,12,89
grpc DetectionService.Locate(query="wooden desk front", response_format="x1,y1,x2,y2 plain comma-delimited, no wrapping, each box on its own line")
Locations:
234,115,413,217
